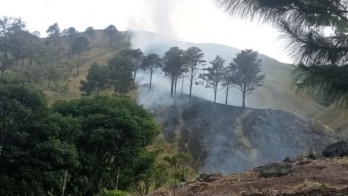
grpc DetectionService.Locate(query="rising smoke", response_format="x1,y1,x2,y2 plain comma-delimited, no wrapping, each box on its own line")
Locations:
124,0,338,175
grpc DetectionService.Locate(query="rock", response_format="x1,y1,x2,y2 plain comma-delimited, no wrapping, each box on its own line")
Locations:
258,162,295,178
283,157,291,163
197,173,222,182
322,141,348,157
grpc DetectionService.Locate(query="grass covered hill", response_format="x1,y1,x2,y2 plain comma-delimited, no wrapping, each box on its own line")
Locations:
23,28,345,134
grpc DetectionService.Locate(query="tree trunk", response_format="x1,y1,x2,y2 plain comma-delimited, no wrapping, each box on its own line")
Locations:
241,83,248,108
115,168,120,190
76,54,81,76
149,68,153,90
133,68,137,80
61,170,68,196
181,77,185,100
174,77,178,99
189,69,194,100
242,91,246,108
214,90,217,104
225,84,229,105
170,77,174,98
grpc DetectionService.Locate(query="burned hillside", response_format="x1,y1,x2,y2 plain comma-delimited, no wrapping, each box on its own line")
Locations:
153,96,340,174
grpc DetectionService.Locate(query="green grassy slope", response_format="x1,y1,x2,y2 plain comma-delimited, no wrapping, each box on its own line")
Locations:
55,30,325,119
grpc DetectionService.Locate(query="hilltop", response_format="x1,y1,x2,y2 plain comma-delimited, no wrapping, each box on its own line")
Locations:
44,30,324,116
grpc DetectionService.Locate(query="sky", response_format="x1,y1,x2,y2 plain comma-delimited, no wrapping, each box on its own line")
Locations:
0,0,292,63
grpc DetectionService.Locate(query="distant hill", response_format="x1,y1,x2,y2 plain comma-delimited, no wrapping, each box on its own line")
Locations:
55,30,344,131
130,31,324,119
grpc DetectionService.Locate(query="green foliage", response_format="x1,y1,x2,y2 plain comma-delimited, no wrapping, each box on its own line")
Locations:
103,25,118,48
219,0,348,105
80,53,137,97
45,23,61,47
37,46,71,89
141,53,163,90
108,55,135,96
85,26,95,38
199,55,225,104
120,48,144,80
162,47,186,98
184,46,206,100
71,36,89,56
70,35,89,76
0,80,80,196
53,96,158,194
292,64,348,106
102,189,130,196
63,27,78,43
231,49,265,107
164,152,193,194
0,16,26,75
80,62,109,96
0,80,159,195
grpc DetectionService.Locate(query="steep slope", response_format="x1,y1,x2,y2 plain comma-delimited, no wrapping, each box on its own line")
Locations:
315,105,348,136
131,31,324,119
56,30,328,123
138,89,339,174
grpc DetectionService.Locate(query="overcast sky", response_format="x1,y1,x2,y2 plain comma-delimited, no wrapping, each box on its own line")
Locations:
0,0,292,63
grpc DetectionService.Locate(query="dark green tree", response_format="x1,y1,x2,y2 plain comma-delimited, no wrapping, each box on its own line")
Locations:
45,23,61,46
184,47,206,100
141,53,162,90
63,27,78,43
103,25,118,48
80,63,109,96
53,96,158,195
231,49,265,108
199,55,226,104
0,16,25,76
108,55,134,96
85,26,95,38
0,81,80,196
37,46,70,88
162,47,186,98
218,0,348,105
164,153,192,196
222,63,236,105
120,48,144,80
70,35,89,76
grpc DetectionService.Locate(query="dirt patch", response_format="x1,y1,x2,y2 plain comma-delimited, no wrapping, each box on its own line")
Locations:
150,157,348,196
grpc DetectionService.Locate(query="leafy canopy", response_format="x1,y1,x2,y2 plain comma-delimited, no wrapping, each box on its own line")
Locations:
218,0,348,105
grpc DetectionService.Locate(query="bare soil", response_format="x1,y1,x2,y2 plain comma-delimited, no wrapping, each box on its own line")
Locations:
150,157,348,196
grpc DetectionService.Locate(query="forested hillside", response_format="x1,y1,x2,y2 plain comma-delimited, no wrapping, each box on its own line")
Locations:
1,15,347,195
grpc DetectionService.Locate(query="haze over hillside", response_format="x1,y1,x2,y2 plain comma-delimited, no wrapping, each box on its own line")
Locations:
131,31,324,119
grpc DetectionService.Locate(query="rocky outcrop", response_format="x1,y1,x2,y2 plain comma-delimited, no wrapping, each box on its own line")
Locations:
196,173,222,182
322,141,348,157
256,162,295,178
